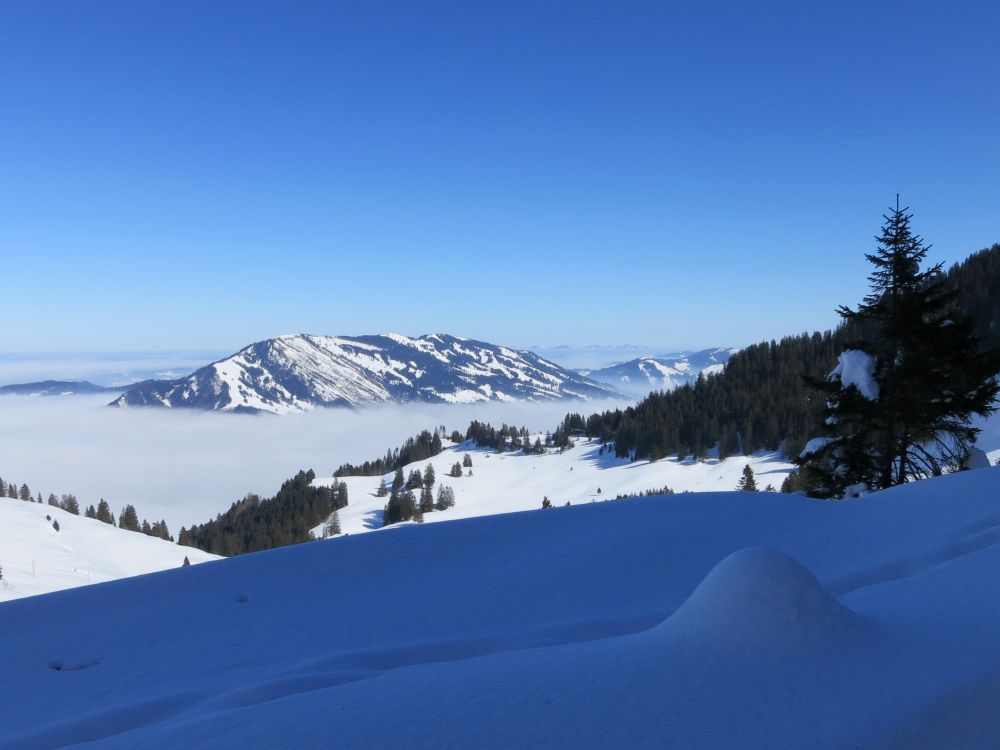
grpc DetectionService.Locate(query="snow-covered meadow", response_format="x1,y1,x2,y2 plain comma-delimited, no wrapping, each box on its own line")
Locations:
316,437,796,536
2,465,999,748
0,498,218,602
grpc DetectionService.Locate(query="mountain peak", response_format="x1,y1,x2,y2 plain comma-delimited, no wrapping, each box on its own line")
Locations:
111,333,620,414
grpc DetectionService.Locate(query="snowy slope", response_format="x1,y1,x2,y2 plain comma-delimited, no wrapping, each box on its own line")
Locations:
581,347,739,396
2,467,1000,748
111,333,619,414
0,498,219,602
316,438,795,535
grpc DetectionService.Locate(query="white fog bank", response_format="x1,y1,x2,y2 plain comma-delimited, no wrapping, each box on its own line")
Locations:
0,395,633,531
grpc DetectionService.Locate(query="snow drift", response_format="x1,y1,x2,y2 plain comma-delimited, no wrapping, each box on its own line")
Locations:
2,467,1000,748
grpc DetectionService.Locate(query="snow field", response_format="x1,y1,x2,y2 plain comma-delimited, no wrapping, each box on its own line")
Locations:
0,498,218,602
314,437,795,536
2,466,1000,748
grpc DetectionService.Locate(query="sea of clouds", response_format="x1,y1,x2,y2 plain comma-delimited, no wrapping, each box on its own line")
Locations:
0,394,633,532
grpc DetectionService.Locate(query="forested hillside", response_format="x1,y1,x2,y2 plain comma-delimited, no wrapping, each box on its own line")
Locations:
580,243,1000,462
178,470,346,556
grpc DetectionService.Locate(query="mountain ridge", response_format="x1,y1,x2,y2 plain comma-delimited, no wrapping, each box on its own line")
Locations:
111,333,621,414
0,380,120,396
580,347,739,396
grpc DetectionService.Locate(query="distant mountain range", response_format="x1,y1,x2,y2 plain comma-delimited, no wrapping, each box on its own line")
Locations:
0,380,120,397
110,333,621,414
579,348,739,397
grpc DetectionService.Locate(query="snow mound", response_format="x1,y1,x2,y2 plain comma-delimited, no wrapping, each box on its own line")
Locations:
666,548,857,645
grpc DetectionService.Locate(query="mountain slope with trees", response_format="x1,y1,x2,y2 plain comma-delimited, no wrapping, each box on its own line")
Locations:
577,239,1000,464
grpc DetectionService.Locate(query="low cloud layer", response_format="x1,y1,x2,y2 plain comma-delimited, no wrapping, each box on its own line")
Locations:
0,353,223,388
0,395,633,532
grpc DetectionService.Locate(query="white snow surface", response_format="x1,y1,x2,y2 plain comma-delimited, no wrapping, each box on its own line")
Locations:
0,498,218,602
3,467,1000,748
831,349,880,400
315,438,795,536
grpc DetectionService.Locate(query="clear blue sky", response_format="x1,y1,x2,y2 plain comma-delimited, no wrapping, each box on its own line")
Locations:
2,1,998,354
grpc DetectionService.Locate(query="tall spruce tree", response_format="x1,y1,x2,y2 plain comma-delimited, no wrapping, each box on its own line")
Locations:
736,464,758,492
798,201,1000,496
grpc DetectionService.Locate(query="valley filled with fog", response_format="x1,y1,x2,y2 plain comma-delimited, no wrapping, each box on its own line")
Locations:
0,394,633,530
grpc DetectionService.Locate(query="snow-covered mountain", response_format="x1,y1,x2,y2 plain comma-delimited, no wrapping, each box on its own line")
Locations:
581,347,739,396
3,465,1000,748
0,380,118,396
110,333,619,414
0,497,218,602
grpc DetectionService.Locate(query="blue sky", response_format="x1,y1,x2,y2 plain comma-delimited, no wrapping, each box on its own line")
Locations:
2,1,998,354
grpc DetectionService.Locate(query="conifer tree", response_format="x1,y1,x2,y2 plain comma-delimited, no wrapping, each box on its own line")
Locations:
435,485,455,510
60,495,80,515
736,464,758,492
423,464,435,489
419,485,434,514
96,499,115,525
118,504,141,532
383,488,417,526
406,469,423,490
323,511,341,538
376,478,388,497
798,201,1000,496
463,454,473,468
391,469,405,493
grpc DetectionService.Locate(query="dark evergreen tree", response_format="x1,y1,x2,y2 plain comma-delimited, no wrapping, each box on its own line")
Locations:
798,202,1000,496
391,469,405,493
96,499,115,525
435,485,455,510
182,556,191,567
150,520,172,541
423,464,435,489
383,489,417,526
736,465,758,492
406,469,423,490
118,504,141,532
19,484,31,501
376,478,388,497
419,485,434,514
323,511,341,538
59,494,80,515
85,504,97,519
463,454,473,468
